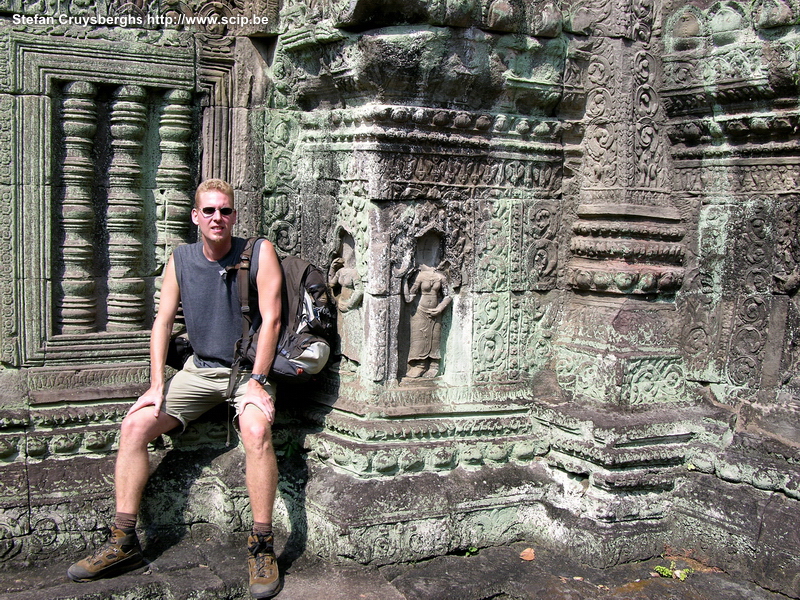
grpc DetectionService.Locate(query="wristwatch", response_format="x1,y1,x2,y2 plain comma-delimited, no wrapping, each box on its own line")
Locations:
250,373,269,386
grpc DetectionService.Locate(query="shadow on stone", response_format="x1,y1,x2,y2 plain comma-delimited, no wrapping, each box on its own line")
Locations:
137,401,237,562
275,379,335,572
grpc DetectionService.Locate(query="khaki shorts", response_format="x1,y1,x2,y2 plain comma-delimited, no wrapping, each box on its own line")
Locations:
162,356,277,432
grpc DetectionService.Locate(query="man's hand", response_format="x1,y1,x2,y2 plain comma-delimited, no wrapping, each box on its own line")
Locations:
128,385,165,418
239,379,275,424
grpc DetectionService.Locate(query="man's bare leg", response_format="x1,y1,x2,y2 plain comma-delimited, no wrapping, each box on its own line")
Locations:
238,403,278,524
68,409,180,582
115,410,182,515
239,403,281,599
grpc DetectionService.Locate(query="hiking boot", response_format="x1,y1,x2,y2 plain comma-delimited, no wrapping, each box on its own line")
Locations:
247,532,281,598
67,527,144,582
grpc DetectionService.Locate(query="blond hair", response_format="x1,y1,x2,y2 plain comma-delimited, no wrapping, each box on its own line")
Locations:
195,178,234,207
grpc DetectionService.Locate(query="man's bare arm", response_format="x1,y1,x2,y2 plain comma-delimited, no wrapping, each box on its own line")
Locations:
129,254,181,418
242,239,283,422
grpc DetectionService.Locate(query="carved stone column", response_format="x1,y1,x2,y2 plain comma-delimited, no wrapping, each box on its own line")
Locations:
107,85,147,331
557,0,689,408
57,81,98,334
155,89,194,269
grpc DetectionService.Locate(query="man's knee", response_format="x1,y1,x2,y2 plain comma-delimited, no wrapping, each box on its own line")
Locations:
239,408,272,448
120,410,175,446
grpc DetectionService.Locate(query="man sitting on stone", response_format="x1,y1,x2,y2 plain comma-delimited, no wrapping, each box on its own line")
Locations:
67,178,284,599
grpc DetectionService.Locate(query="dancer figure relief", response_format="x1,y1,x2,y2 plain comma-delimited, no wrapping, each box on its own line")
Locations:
403,260,452,379
328,233,364,366
329,257,363,313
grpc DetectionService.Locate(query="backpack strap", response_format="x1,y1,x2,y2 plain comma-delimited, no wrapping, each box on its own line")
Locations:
225,237,261,399
237,237,258,335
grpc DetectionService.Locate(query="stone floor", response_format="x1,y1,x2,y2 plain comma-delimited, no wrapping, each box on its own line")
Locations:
0,536,790,600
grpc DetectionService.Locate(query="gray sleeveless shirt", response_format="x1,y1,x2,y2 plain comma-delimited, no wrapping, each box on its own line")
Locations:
173,237,262,368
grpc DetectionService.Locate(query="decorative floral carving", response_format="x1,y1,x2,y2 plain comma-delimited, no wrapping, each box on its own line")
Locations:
622,357,687,405
726,295,770,387
263,111,301,254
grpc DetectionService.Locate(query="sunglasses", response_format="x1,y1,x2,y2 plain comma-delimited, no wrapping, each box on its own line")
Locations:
198,206,234,217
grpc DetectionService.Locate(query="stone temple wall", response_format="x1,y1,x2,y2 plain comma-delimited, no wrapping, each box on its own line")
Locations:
0,0,800,596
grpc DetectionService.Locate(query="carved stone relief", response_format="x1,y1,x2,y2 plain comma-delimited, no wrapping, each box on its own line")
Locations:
402,232,452,379
662,0,798,115
473,291,559,383
261,110,302,255
328,231,364,368
565,30,681,299
387,205,458,381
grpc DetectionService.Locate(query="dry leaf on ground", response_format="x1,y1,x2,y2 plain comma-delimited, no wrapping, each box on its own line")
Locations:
519,548,536,561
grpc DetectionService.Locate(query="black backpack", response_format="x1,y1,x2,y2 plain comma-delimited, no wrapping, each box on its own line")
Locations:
230,238,335,387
